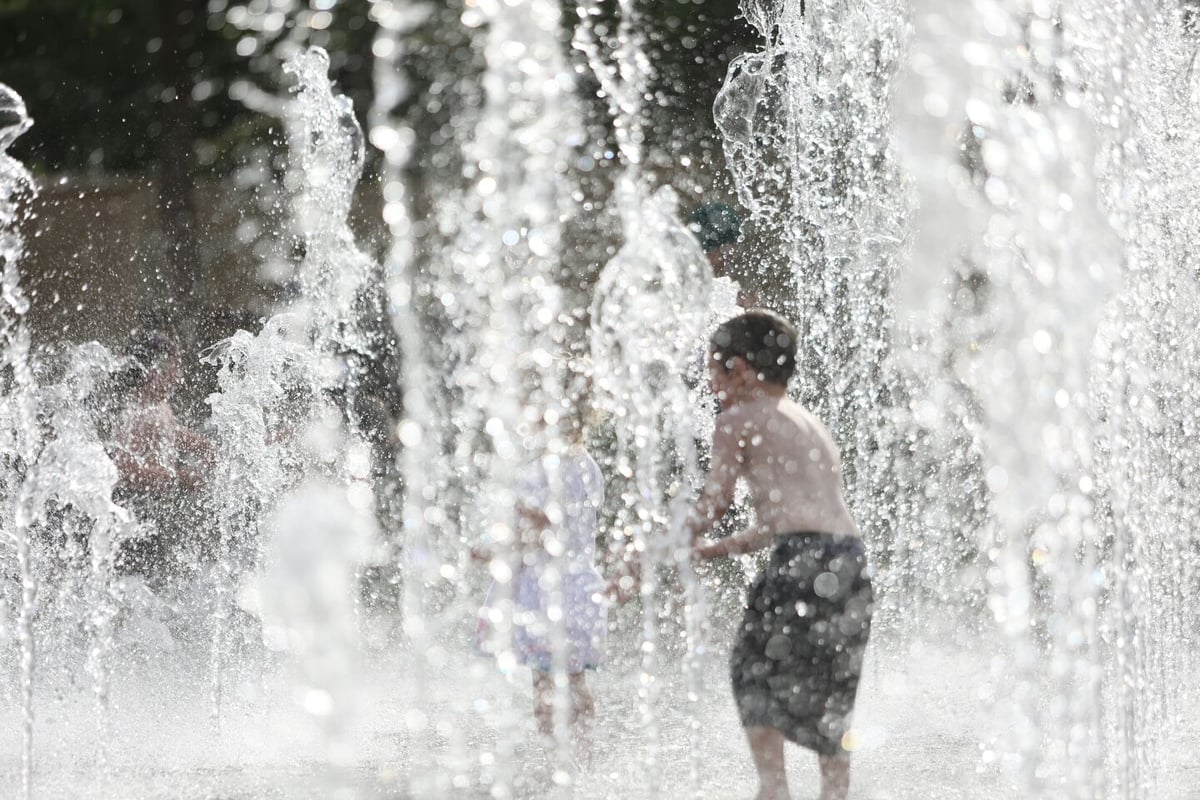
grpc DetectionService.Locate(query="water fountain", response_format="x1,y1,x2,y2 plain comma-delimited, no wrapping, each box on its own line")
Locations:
2,1,1200,798
891,3,1200,797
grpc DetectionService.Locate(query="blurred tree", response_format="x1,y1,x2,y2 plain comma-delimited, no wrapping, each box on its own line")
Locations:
0,0,760,332
0,0,756,177
158,0,203,300
2,0,226,311
0,0,380,315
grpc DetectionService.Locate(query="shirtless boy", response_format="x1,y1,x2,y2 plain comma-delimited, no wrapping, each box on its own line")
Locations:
689,309,874,800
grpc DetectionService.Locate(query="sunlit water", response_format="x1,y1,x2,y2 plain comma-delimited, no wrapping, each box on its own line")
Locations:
3,0,1200,798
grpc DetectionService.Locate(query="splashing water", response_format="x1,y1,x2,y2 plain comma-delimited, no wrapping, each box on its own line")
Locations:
282,47,371,347
896,3,1120,793
715,0,908,564
714,1,1200,798
385,0,588,790
589,181,712,796
5,3,1200,800
200,46,382,764
202,314,315,724
1,87,135,800
29,342,131,780
0,83,42,800
890,2,1199,798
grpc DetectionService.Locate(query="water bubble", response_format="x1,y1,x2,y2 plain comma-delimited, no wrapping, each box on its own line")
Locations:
813,572,840,599
303,689,335,716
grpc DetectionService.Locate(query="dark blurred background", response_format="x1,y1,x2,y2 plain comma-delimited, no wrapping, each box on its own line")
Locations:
0,0,760,349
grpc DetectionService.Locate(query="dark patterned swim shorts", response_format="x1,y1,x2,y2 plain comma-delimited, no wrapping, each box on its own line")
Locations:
730,531,874,755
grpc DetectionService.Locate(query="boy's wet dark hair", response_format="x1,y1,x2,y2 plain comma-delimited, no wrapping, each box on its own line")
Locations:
710,309,797,386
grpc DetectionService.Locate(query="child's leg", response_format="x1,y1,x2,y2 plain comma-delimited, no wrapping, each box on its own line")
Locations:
817,754,850,800
745,726,791,800
568,672,595,766
567,672,595,725
532,672,554,737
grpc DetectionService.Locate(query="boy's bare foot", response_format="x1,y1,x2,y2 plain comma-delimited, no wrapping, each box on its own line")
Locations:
818,754,850,800
753,787,791,800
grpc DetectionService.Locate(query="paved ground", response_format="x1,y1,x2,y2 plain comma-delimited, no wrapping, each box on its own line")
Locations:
1,612,1197,799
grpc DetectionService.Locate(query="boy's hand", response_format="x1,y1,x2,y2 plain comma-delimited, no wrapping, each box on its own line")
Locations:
604,574,639,604
604,555,642,604
692,537,724,561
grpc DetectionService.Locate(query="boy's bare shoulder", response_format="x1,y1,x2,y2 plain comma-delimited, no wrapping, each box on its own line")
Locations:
731,398,842,458
729,396,811,427
716,397,817,444
778,397,828,431
714,399,763,437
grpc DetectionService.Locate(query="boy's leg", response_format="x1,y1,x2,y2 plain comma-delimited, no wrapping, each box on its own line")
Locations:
817,754,850,800
532,672,554,737
745,726,791,800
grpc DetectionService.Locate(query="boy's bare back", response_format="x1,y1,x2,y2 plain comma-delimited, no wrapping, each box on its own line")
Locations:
701,395,859,543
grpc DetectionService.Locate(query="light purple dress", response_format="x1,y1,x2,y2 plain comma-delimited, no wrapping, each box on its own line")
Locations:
475,447,608,673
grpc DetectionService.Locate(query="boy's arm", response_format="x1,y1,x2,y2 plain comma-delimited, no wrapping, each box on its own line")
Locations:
686,415,743,541
694,525,773,559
